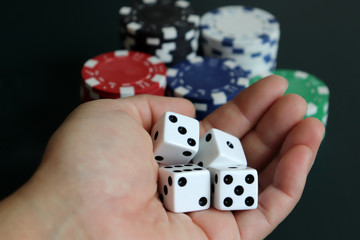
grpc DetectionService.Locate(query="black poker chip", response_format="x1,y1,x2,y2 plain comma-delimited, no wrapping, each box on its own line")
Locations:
119,0,198,40
119,0,200,65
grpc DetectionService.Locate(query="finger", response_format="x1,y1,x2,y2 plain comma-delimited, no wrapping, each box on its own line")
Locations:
279,117,325,163
115,95,196,132
73,95,196,132
188,208,241,240
259,118,325,192
241,94,307,170
200,75,288,137
234,118,325,239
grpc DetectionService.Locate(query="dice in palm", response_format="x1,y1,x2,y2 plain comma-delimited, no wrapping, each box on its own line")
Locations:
192,128,247,168
151,112,199,165
210,165,258,210
158,164,211,213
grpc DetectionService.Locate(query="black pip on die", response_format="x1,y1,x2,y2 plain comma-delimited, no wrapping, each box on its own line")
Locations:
151,112,199,165
158,164,211,213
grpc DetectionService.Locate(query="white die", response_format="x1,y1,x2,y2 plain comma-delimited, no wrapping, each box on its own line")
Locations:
209,165,258,210
158,164,210,213
192,128,247,168
151,112,199,165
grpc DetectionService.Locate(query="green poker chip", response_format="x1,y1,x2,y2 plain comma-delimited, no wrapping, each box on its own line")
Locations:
250,69,330,125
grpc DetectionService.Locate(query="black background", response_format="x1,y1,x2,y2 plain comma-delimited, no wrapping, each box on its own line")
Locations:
1,0,359,239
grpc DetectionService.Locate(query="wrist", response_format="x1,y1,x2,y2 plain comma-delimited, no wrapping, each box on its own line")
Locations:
0,168,86,240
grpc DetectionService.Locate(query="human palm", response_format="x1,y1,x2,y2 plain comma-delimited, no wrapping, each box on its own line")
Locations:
0,76,324,240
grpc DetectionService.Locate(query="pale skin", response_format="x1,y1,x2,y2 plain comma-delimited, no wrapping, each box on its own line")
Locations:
0,75,325,240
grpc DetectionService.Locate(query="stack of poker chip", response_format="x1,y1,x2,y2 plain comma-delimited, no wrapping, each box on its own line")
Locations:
81,50,167,101
200,6,280,78
251,69,330,125
166,56,250,120
119,0,200,66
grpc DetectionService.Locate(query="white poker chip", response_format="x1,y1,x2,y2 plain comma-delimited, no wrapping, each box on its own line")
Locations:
200,5,280,77
201,5,280,46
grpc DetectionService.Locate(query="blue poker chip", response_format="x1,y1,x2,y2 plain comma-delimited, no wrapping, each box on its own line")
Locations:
166,56,250,119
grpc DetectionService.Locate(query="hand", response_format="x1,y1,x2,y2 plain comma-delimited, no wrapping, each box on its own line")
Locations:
0,75,325,240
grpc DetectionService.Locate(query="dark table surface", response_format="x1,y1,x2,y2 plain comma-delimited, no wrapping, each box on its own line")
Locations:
1,0,359,239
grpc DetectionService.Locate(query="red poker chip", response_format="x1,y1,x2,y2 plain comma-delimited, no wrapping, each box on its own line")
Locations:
143,85,165,96
80,80,166,102
81,50,167,98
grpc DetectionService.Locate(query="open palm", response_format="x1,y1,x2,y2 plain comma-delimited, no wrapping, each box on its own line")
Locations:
0,76,324,240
